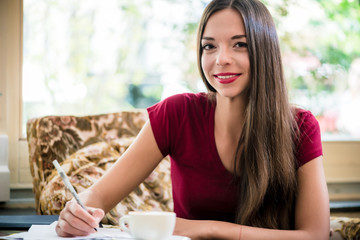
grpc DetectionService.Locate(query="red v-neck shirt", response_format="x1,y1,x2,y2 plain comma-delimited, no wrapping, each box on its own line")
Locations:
147,93,322,222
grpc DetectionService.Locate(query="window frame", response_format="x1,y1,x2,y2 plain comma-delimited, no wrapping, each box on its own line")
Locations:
0,0,33,188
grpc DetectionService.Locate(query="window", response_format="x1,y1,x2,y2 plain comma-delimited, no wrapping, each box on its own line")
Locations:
23,0,360,140
266,0,360,140
22,0,207,136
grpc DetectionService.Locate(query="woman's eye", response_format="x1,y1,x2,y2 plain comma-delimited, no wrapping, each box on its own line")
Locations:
202,44,215,50
235,42,248,48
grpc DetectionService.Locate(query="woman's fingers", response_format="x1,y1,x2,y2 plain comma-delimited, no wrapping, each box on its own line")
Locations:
87,207,105,223
67,201,100,228
57,214,96,237
56,201,102,237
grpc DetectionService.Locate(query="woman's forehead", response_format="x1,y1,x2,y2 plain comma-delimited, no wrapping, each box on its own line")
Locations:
203,8,245,38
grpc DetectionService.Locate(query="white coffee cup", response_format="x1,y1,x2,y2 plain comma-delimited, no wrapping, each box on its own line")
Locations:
119,211,176,240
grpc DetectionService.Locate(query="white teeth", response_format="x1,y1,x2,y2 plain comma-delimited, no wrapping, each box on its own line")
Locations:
216,74,238,79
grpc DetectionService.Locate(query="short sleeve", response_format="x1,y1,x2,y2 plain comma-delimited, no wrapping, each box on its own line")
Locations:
295,110,323,167
146,94,186,157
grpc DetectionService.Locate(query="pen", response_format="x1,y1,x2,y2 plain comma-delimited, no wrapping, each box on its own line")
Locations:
52,159,102,230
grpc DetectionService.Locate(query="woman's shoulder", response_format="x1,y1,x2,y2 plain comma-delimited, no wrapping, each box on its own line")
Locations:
148,92,212,117
163,92,209,103
293,108,323,166
160,92,212,110
294,108,319,129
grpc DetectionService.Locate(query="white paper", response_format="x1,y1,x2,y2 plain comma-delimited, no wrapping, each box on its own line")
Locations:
3,221,190,240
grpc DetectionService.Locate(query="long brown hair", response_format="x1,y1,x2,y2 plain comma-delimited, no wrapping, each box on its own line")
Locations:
197,0,298,229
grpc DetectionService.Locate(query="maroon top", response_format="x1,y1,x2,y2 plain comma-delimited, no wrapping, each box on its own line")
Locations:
147,93,323,222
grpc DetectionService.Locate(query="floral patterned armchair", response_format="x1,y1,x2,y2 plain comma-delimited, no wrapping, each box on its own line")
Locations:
26,111,172,225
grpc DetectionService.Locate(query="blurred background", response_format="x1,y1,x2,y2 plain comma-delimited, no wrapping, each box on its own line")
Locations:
22,0,360,140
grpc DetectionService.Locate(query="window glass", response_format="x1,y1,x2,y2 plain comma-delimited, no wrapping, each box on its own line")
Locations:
23,0,360,139
267,0,360,140
22,0,207,135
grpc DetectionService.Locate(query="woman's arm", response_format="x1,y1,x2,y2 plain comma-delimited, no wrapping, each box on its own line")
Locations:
56,121,165,237
173,156,330,240
89,120,165,212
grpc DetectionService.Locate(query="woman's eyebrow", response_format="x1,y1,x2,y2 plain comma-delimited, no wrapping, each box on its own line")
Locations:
201,34,247,41
202,36,215,41
232,34,247,40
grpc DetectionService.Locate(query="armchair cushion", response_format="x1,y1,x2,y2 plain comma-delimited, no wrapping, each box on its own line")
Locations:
330,217,360,240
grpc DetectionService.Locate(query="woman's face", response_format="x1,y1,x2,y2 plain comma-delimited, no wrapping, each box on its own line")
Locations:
201,8,250,100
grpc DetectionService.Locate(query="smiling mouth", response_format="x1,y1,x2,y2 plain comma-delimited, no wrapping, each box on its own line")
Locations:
215,74,241,79
214,73,242,84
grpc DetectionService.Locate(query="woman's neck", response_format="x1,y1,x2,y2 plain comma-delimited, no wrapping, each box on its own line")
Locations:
214,94,246,138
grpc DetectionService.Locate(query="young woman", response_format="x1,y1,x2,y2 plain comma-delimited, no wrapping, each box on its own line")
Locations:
56,0,330,239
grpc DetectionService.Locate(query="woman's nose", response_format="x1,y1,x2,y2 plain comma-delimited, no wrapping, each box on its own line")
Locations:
216,48,233,66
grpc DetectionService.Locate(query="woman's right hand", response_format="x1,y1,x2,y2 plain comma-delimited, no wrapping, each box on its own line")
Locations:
55,200,105,237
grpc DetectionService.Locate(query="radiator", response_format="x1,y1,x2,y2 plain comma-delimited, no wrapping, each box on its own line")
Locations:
0,134,10,201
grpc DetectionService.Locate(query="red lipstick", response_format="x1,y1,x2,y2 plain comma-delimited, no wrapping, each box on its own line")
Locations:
214,72,241,84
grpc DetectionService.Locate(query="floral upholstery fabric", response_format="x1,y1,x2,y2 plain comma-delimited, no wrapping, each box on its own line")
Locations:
330,217,360,240
26,111,173,225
